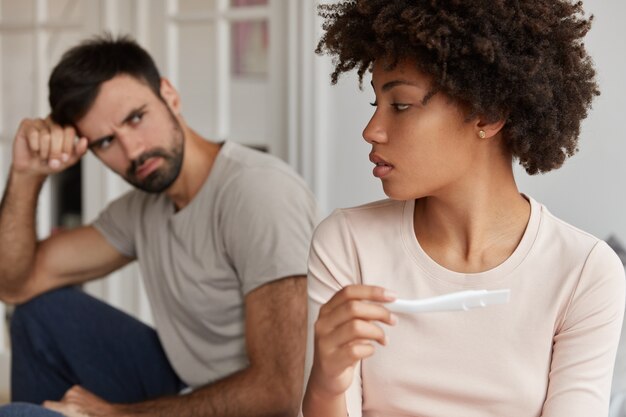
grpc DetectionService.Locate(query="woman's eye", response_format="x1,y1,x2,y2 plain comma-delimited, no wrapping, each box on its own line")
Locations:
370,101,378,107
392,103,410,111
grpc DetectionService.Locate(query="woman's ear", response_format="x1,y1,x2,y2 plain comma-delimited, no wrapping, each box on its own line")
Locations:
159,77,182,114
475,115,506,139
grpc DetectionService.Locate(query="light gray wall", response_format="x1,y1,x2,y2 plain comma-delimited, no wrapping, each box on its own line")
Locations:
515,0,626,243
315,0,626,244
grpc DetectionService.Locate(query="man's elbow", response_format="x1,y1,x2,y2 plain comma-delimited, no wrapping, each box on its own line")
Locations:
0,277,39,305
269,400,300,417
267,379,303,417
0,285,28,305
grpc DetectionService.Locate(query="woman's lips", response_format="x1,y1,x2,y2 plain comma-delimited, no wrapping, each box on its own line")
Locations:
370,153,394,178
373,162,393,178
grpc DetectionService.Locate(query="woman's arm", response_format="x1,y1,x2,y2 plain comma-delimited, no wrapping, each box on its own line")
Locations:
303,212,396,417
541,241,625,416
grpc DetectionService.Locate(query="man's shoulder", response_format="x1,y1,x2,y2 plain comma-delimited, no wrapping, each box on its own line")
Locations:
217,142,312,195
108,187,164,208
220,142,295,173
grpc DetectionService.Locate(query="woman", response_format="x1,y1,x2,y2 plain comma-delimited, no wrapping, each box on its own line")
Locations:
303,1,625,416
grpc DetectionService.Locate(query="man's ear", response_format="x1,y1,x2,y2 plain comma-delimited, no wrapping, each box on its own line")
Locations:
475,115,507,139
160,77,181,114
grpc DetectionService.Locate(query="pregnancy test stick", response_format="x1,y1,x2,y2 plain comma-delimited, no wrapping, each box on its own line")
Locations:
385,289,511,314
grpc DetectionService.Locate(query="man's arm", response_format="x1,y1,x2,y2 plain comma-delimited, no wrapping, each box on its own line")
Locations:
3,224,134,304
45,275,307,417
125,275,306,417
0,118,132,304
0,169,46,301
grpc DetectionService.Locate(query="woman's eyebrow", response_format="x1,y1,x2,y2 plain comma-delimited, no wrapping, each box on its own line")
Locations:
382,80,421,92
370,79,422,92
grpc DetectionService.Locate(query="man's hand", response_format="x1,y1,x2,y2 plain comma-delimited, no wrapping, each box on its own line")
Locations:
12,117,88,177
43,386,120,417
0,117,97,304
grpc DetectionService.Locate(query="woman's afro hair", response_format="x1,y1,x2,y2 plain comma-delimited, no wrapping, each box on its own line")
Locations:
316,0,600,174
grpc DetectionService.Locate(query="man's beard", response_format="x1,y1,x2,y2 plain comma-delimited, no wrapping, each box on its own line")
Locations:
125,114,184,193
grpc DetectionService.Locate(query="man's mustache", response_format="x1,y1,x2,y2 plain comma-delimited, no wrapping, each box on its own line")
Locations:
127,148,171,177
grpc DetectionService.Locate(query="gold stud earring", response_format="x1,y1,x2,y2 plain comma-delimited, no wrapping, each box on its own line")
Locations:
478,130,486,139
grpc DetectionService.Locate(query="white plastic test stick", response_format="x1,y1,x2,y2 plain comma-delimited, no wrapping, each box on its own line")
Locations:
385,289,511,314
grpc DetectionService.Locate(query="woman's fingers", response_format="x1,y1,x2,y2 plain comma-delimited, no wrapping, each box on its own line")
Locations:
318,318,388,352
314,285,398,370
308,285,398,398
316,285,397,340
317,341,377,377
321,285,396,313
316,298,396,337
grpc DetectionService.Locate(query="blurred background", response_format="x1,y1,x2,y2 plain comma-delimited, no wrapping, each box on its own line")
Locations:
0,0,624,404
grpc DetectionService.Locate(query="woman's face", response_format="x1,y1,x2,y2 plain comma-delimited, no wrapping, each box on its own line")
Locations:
364,60,483,201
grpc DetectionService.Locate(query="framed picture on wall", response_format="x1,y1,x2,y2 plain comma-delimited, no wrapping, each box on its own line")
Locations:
231,0,268,78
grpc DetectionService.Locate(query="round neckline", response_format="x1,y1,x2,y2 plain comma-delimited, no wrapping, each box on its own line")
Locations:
401,195,541,286
168,141,231,220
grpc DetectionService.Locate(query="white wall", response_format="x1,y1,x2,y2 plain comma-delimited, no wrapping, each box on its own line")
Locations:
313,0,626,245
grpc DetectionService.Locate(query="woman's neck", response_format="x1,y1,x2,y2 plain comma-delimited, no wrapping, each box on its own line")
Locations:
413,161,530,274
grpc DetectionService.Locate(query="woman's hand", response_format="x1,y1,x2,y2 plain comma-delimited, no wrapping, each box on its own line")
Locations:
306,285,397,403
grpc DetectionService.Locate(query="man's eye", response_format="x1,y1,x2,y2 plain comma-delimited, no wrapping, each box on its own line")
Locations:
95,136,114,151
130,112,144,124
102,137,113,148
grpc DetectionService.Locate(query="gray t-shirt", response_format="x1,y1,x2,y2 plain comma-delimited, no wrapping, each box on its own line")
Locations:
92,141,318,387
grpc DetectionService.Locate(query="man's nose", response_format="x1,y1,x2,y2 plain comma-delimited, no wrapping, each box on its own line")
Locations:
117,131,146,161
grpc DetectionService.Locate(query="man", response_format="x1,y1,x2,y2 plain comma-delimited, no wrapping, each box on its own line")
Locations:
0,34,317,417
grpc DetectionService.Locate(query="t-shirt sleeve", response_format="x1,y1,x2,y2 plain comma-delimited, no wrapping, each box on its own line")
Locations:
221,167,318,296
306,210,363,417
91,191,138,258
542,240,626,416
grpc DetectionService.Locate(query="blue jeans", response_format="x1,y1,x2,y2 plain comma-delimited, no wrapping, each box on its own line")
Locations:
0,404,61,417
0,287,185,416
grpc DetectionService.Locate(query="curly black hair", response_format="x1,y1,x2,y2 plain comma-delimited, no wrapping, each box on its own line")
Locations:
316,0,599,174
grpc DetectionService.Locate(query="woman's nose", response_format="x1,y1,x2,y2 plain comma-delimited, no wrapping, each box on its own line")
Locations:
362,110,388,144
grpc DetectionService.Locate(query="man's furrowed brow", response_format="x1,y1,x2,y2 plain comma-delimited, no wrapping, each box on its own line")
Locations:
85,104,149,149
120,104,148,125
88,134,114,150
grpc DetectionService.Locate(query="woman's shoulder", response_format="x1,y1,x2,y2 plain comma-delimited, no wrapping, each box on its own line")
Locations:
536,201,602,249
312,199,405,244
317,198,404,230
533,198,622,271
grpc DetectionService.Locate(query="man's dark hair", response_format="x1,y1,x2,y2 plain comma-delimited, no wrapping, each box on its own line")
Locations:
49,33,162,126
316,0,600,174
